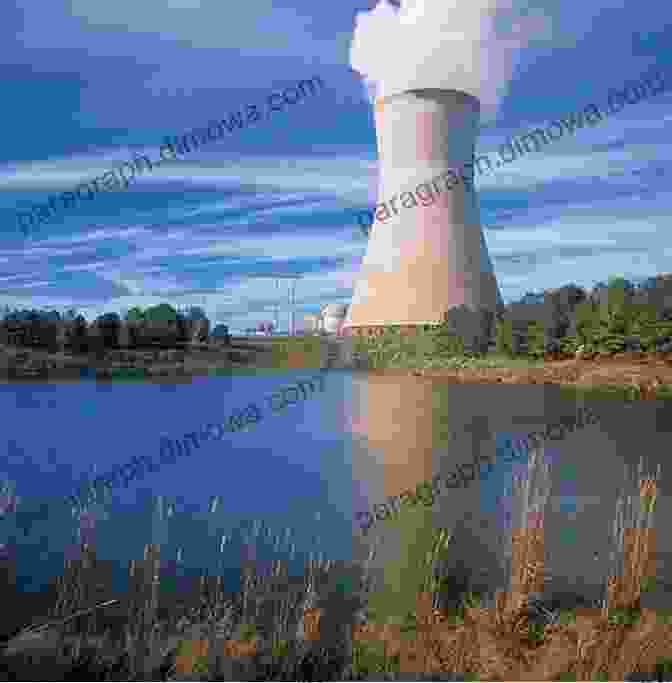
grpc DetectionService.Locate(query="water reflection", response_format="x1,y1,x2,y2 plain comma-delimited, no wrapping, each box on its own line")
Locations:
2,371,672,629
347,373,672,617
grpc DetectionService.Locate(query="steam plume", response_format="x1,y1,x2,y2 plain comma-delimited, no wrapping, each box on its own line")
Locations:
350,0,550,122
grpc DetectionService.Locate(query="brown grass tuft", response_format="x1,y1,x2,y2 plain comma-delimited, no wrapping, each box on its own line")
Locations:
350,450,671,680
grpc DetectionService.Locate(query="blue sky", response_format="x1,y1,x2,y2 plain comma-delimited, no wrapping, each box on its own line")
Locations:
1,0,671,333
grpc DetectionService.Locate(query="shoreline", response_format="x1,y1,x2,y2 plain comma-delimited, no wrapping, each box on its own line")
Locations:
0,336,330,381
362,351,672,398
4,341,672,399
0,341,276,382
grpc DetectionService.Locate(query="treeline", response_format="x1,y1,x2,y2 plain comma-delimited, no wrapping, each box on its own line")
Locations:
353,273,672,363
437,273,672,357
495,273,672,357
0,303,231,352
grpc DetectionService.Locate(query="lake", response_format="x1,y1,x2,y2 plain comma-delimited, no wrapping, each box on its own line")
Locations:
1,369,671,619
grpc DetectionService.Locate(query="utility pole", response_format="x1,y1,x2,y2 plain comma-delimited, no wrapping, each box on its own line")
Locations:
289,278,297,337
242,273,302,336
282,276,299,337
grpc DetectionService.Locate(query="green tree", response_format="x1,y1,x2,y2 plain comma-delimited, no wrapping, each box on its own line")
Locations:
70,315,89,353
144,303,178,323
125,306,145,322
184,306,207,321
96,312,121,349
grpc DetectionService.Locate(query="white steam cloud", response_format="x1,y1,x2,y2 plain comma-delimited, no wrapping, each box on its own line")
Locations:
349,0,552,122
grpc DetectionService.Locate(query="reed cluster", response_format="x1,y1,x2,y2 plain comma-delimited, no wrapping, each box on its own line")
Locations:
2,446,671,680
354,448,672,680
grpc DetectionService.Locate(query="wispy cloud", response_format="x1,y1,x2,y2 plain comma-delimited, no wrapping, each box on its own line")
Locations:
0,1,670,328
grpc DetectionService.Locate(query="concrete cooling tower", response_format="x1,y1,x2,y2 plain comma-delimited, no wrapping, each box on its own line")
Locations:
343,88,503,335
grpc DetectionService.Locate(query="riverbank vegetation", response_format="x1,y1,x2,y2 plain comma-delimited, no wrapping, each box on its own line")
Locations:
353,273,672,371
349,274,672,399
0,299,331,378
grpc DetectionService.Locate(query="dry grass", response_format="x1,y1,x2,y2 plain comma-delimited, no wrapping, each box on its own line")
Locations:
3,448,671,680
604,460,661,613
345,449,672,681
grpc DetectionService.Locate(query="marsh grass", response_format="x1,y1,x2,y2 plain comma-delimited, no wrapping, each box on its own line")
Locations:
352,327,552,372
346,447,672,681
2,451,672,680
350,327,672,399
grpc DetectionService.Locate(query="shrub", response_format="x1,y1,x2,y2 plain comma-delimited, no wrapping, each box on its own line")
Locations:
557,608,577,625
351,640,400,676
544,337,562,354
495,317,514,356
558,335,580,354
271,638,290,658
238,622,258,641
528,622,545,642
655,656,672,677
573,301,600,348
432,322,466,357
607,606,642,626
193,654,209,674
527,320,545,358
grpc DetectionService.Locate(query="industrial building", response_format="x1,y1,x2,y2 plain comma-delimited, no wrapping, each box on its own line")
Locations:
302,304,349,335
342,88,503,338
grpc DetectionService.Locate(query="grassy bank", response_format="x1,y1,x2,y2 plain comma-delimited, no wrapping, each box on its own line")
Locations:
348,324,540,372
348,325,672,402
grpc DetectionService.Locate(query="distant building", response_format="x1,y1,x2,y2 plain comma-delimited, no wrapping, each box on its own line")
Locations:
303,314,321,334
320,303,349,335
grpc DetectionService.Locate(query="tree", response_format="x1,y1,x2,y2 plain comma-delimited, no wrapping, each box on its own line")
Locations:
607,275,635,293
96,313,121,349
62,307,79,321
144,304,178,323
185,306,207,321
435,306,484,356
518,290,545,305
212,324,231,346
70,315,89,354
543,284,587,341
638,277,659,291
141,304,180,347
495,316,514,356
125,306,145,322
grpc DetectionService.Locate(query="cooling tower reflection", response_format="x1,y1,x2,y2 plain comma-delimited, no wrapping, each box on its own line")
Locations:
348,373,499,620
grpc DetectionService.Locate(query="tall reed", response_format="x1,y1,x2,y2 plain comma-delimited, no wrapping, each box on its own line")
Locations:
603,456,661,613
497,436,552,628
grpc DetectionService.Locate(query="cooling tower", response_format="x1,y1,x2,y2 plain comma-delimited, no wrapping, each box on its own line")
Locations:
343,88,503,335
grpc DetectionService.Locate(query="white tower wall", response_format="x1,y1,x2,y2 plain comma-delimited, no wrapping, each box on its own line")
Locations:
343,89,502,333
